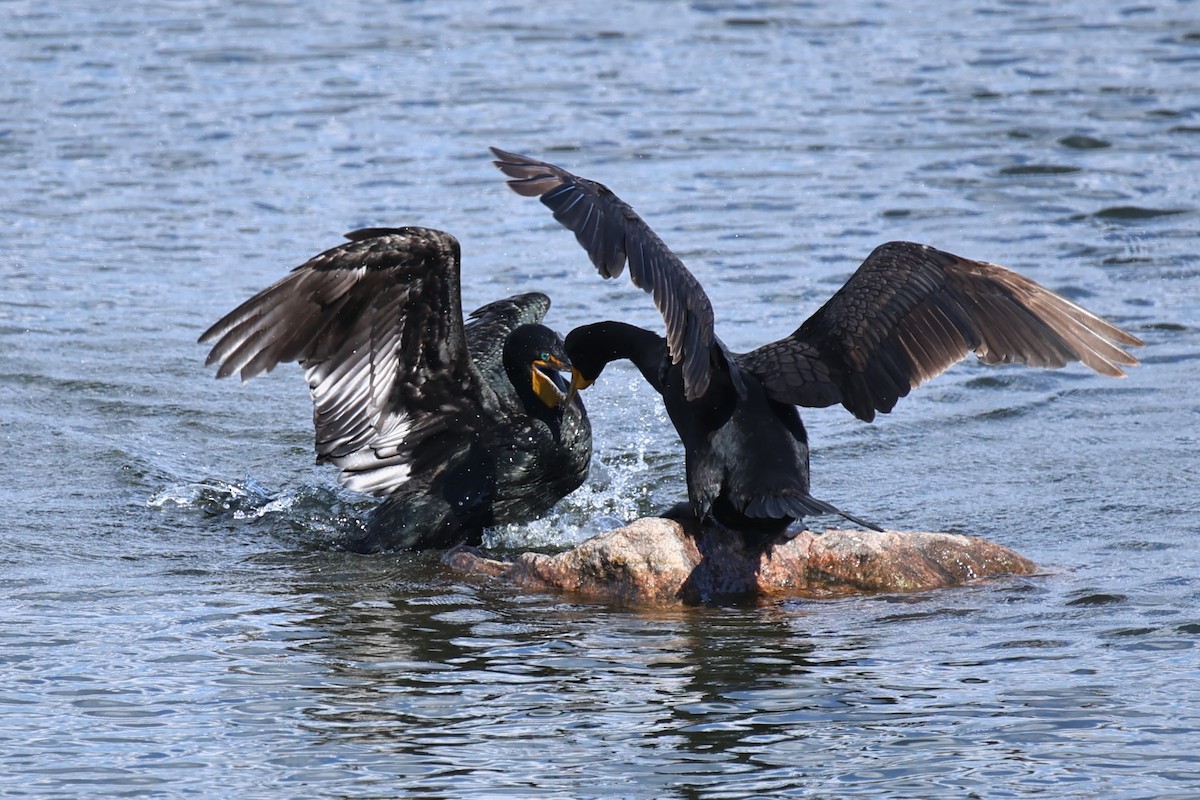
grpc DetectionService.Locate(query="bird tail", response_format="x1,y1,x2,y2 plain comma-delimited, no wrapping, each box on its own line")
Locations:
802,494,885,532
746,491,885,532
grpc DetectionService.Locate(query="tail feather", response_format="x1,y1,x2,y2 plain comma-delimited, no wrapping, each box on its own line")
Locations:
808,497,886,532
746,491,885,532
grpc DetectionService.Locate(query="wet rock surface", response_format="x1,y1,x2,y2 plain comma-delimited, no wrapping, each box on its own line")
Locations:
443,517,1039,605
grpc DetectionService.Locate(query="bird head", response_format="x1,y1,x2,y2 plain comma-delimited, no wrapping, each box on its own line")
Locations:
507,324,574,410
531,350,572,409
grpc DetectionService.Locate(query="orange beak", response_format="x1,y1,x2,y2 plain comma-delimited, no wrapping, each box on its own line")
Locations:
565,367,594,407
531,355,571,409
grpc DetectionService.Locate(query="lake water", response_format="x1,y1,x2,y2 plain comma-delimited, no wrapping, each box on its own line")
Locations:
3,0,1198,797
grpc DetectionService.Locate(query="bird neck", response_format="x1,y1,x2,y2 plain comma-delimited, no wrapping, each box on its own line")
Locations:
566,321,667,391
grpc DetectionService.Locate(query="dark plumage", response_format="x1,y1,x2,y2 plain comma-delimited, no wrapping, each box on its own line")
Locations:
199,226,591,552
492,147,1143,544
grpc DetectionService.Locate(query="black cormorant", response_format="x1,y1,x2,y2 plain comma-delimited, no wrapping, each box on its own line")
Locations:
199,226,592,552
491,148,1143,544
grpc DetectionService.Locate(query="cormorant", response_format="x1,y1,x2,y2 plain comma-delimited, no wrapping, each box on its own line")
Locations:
199,226,592,552
491,148,1143,545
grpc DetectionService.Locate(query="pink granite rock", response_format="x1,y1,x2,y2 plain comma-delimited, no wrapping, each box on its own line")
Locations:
443,517,1038,605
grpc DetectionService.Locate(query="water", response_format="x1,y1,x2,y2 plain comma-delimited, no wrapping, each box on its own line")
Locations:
2,0,1198,796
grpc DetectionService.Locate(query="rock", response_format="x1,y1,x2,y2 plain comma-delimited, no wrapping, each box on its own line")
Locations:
443,517,1038,605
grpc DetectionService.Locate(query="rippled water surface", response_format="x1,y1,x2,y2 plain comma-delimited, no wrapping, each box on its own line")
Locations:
3,1,1199,797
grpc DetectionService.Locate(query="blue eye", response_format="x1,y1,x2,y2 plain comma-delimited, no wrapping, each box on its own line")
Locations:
540,351,551,361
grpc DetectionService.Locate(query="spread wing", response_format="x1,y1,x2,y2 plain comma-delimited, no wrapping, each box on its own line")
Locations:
491,147,717,400
739,241,1144,422
199,226,501,496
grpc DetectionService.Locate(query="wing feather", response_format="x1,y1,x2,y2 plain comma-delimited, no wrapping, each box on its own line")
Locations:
740,241,1142,421
464,292,551,396
200,227,499,496
492,147,717,400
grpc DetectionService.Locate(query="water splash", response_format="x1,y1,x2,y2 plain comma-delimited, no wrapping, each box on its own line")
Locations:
148,477,369,547
486,376,679,550
484,444,664,551
147,477,275,516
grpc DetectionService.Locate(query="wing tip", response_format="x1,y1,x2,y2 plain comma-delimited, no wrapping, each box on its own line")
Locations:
490,147,566,198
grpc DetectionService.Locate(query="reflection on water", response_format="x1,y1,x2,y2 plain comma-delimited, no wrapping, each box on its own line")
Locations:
214,565,1200,797
2,0,1199,796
